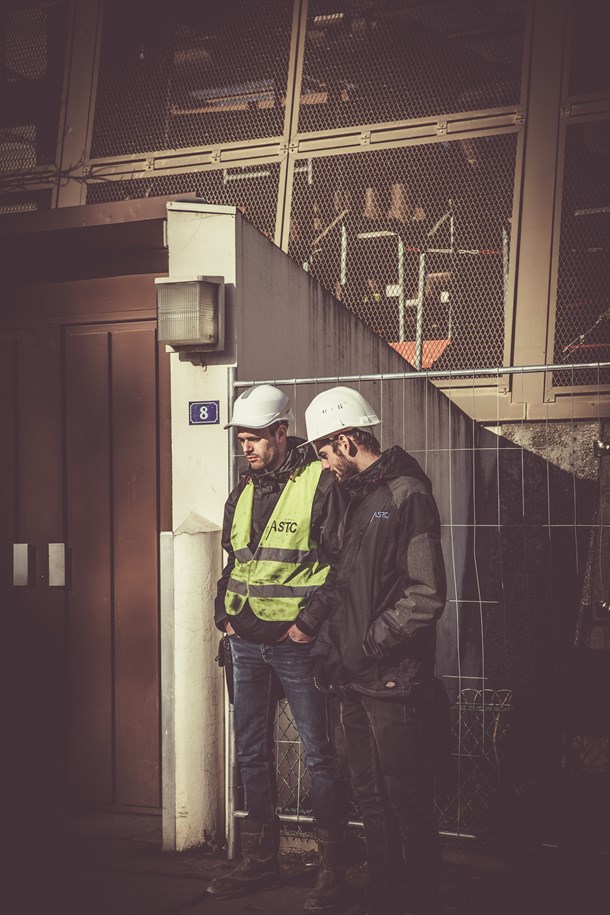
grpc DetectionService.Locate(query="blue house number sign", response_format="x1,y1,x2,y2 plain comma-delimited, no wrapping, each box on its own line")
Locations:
189,400,220,425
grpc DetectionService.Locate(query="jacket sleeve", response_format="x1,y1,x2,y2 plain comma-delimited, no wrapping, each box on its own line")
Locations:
363,490,447,658
294,470,348,637
214,483,242,631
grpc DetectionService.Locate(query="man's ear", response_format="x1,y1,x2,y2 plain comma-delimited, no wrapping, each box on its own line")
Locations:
276,423,288,442
336,433,352,454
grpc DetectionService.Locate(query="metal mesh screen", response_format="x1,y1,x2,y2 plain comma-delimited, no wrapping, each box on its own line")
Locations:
434,689,512,833
298,0,527,135
273,687,512,836
275,700,312,817
0,188,52,214
568,0,610,97
85,163,281,240
564,735,609,776
90,0,293,159
553,118,610,387
288,136,517,370
0,2,69,170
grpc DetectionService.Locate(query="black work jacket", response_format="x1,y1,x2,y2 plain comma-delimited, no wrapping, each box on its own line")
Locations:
308,446,447,700
214,437,347,643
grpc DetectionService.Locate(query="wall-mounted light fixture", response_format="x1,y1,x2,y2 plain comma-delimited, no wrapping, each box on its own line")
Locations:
155,276,225,356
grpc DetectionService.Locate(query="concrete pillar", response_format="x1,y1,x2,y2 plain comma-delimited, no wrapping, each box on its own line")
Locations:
161,514,223,852
162,202,239,851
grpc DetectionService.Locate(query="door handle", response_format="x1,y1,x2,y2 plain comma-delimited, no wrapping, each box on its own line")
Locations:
13,543,34,586
48,543,67,587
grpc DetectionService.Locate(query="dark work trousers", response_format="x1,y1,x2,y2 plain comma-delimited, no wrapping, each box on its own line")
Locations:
336,690,442,915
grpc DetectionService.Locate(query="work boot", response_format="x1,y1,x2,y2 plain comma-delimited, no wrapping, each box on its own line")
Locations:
304,828,352,913
357,885,403,915
206,820,280,899
403,831,443,915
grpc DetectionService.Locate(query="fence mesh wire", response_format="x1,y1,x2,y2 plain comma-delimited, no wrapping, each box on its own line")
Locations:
298,0,527,136
86,163,281,241
231,365,610,841
0,2,69,170
90,0,293,159
553,118,610,386
289,136,517,370
0,187,52,214
568,0,610,98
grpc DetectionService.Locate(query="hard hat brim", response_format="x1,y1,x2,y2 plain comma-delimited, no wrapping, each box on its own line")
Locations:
304,419,379,446
223,415,293,431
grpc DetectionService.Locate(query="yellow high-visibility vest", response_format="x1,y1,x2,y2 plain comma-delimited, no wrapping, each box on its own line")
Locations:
225,461,330,621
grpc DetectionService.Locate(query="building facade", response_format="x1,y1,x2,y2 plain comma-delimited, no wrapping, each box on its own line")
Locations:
1,0,609,843
2,0,609,418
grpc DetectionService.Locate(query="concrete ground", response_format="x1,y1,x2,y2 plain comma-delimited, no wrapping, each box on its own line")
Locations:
5,814,608,915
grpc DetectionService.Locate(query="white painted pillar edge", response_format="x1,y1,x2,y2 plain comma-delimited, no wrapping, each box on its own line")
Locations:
161,514,224,852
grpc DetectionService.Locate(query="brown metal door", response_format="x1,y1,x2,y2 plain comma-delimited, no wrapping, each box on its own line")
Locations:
1,326,67,810
65,321,168,809
2,320,169,812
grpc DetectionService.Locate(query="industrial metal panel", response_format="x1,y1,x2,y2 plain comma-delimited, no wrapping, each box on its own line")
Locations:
86,163,281,241
65,326,114,805
286,135,518,370
90,0,294,158
112,325,161,808
568,0,610,98
0,189,53,214
297,0,527,135
0,2,70,169
552,117,610,387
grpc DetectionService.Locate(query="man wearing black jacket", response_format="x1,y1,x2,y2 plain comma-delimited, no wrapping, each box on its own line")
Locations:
303,386,447,915
208,384,350,914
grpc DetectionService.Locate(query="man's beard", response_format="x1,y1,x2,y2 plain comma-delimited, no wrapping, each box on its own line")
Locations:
334,454,359,483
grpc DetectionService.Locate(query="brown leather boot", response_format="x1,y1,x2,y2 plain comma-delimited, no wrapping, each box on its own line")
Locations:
206,820,280,899
304,829,352,913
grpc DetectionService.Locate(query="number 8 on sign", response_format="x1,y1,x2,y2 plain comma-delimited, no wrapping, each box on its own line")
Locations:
189,401,220,425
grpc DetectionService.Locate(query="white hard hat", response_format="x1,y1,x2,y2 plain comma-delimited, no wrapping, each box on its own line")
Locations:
305,386,380,443
224,384,294,430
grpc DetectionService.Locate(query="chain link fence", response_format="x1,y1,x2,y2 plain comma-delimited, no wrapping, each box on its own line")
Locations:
2,2,610,392
83,1,524,375
298,0,527,135
0,2,69,171
288,135,517,370
91,0,294,159
86,163,281,241
0,187,53,214
568,0,610,97
553,117,610,387
229,363,610,843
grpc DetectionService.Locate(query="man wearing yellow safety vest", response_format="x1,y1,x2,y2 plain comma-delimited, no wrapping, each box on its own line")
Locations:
208,384,351,914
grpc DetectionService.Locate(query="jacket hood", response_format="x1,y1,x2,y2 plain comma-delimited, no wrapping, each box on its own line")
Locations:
346,445,433,494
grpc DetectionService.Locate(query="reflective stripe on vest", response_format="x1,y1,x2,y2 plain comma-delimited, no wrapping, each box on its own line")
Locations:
225,461,330,621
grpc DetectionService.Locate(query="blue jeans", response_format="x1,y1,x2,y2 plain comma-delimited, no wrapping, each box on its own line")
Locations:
337,691,441,914
230,636,347,830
